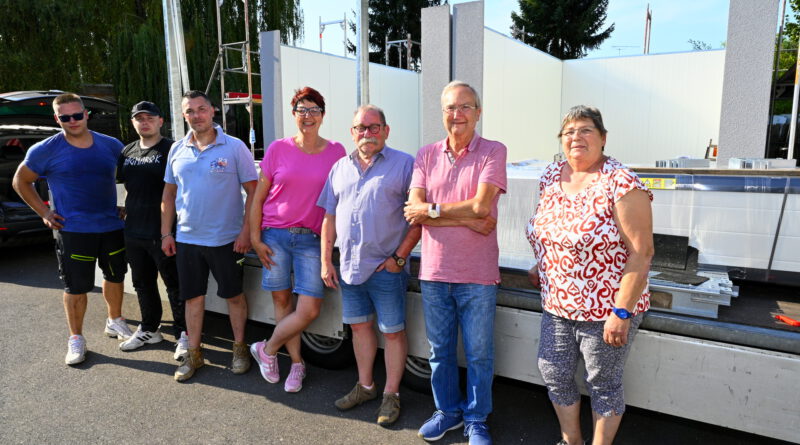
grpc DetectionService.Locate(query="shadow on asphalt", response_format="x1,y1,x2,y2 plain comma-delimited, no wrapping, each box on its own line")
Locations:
0,241,63,290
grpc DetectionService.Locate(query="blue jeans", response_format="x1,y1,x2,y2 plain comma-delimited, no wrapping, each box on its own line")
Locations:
260,228,324,298
340,269,408,333
420,280,497,422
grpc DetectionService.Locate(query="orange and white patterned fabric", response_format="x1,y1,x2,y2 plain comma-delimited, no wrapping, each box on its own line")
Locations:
526,157,652,321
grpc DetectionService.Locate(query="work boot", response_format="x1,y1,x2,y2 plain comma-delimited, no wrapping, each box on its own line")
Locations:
231,341,251,374
335,382,378,410
377,393,401,426
174,346,204,382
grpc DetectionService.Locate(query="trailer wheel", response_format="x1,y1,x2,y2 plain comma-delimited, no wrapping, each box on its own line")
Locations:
401,356,432,394
300,331,355,369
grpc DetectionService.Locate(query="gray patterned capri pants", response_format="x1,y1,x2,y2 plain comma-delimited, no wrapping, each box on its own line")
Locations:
537,310,643,417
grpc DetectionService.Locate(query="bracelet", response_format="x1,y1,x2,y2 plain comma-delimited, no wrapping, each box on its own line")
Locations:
160,233,174,240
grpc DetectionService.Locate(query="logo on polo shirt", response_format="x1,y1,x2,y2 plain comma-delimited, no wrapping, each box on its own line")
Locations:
210,157,228,173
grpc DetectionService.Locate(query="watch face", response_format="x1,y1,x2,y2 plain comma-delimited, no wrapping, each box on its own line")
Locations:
396,257,406,267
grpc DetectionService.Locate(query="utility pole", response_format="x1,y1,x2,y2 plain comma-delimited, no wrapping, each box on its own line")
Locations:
357,0,369,105
644,4,652,54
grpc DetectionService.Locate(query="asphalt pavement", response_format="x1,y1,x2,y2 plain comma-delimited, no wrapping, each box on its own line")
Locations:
0,243,791,445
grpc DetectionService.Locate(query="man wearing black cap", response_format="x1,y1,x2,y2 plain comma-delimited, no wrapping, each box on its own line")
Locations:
117,101,187,358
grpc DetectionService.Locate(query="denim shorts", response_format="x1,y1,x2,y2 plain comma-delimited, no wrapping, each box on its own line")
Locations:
260,227,324,298
340,269,408,333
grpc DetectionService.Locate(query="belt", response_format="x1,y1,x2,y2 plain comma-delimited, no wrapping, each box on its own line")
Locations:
287,227,314,234
265,226,314,234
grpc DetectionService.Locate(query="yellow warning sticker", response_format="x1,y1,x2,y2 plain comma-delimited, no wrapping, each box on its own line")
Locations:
641,177,677,190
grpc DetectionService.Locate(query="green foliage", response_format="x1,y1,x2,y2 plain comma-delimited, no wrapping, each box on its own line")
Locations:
688,39,712,51
0,0,302,140
510,0,614,59
346,0,445,70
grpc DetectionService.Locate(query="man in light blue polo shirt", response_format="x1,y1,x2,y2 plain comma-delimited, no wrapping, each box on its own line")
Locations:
161,90,258,382
318,104,421,426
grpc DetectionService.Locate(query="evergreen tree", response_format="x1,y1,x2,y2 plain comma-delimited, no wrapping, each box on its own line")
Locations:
346,0,445,70
510,0,614,59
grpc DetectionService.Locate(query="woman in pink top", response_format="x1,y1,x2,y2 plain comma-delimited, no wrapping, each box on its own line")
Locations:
526,106,653,445
248,87,346,393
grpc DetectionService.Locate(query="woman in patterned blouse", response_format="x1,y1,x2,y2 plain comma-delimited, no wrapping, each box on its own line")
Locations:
526,105,654,445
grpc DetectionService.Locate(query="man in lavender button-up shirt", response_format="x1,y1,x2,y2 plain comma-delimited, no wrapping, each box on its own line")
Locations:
318,105,421,426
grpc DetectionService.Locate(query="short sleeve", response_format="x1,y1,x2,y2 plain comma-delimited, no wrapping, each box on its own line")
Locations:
317,173,338,215
260,140,280,181
477,141,507,193
164,144,177,184
611,168,653,203
410,146,428,190
22,138,52,176
235,142,258,183
402,154,414,194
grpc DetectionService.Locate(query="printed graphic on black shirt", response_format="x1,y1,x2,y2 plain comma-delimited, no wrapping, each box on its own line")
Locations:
118,138,175,239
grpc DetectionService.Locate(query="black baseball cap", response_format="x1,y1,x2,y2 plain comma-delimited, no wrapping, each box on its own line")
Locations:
131,101,162,118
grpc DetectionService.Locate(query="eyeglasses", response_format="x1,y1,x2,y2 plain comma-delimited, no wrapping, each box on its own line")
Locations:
442,104,477,115
57,112,85,122
560,127,597,138
351,124,383,135
294,106,323,117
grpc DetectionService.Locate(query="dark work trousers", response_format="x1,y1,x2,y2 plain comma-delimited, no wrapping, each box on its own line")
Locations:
125,236,185,337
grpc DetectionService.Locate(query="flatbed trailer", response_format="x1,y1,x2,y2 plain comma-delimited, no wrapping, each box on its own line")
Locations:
200,166,800,443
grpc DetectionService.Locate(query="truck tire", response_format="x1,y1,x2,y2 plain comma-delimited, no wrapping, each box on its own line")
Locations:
401,356,433,394
300,331,355,369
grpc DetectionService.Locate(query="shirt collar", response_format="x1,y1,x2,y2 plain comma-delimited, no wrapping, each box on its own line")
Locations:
440,133,481,153
183,124,225,149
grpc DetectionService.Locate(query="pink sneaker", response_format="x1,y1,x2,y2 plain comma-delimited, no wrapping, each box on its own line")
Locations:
284,362,306,393
250,340,279,383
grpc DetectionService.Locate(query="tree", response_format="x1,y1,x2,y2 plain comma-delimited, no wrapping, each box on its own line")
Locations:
346,0,445,70
688,39,712,51
510,0,614,59
0,0,303,140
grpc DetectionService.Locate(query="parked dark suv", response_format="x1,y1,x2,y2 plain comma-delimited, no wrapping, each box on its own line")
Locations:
0,91,121,246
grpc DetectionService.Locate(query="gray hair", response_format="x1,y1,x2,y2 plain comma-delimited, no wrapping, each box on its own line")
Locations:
441,80,482,109
558,105,607,138
354,104,386,125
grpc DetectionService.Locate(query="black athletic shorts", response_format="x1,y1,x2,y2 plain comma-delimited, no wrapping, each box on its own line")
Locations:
55,230,127,294
176,241,244,300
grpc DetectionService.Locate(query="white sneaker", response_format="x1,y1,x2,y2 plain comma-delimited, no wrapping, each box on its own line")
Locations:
65,335,86,365
105,317,134,340
174,331,189,361
119,325,163,351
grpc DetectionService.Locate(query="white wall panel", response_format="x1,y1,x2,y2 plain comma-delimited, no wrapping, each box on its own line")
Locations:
482,29,563,162
562,51,725,166
279,46,421,155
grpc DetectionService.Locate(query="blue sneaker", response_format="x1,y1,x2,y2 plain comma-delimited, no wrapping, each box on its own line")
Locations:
418,410,464,441
464,421,492,445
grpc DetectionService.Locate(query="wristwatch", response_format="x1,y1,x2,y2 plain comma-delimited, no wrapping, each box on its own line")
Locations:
392,252,406,267
612,307,632,319
427,203,440,219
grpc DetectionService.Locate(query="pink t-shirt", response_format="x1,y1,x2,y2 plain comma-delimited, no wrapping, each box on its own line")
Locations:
259,137,346,234
410,134,507,285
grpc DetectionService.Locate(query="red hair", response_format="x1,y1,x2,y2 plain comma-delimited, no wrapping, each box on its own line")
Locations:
290,87,326,114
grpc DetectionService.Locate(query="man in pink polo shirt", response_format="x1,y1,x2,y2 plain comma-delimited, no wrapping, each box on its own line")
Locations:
404,81,507,445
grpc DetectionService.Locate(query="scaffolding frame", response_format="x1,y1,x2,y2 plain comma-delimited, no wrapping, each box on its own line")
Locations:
206,0,260,154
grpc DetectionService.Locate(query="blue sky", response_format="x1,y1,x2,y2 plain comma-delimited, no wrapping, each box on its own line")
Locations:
296,0,732,58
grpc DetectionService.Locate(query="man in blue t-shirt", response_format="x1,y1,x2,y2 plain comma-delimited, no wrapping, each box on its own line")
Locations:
12,92,134,366
161,90,258,382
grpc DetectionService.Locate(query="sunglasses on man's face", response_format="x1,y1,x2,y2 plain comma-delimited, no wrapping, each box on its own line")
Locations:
57,112,85,123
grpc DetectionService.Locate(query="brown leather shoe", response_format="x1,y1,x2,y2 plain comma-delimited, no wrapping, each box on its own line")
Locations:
174,346,204,382
231,341,251,374
335,382,378,410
